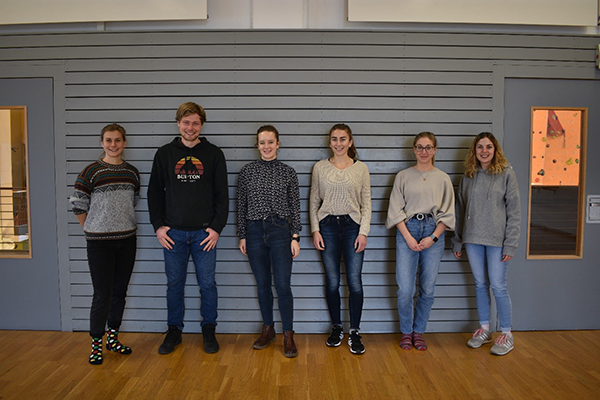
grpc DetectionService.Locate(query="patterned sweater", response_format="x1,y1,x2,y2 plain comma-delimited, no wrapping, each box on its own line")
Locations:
70,160,140,240
236,159,301,239
309,159,372,236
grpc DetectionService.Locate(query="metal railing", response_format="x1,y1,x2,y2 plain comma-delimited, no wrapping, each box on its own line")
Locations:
0,187,29,251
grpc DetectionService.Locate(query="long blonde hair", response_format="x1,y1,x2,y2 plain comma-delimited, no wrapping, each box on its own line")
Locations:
464,132,509,178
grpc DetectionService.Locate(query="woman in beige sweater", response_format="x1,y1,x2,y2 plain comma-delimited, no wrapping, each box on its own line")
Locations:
386,131,455,351
310,124,371,355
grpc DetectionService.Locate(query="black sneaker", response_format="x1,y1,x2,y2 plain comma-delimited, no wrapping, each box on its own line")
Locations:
202,324,219,354
158,326,182,354
326,325,343,347
348,330,365,355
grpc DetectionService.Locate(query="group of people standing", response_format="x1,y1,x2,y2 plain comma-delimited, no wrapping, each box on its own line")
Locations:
70,101,520,365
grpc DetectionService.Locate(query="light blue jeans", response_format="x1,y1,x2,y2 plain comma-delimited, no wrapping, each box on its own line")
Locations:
464,244,512,331
396,216,445,334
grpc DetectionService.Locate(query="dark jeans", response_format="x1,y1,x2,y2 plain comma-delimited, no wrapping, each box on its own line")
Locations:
163,228,218,330
319,215,365,331
246,217,294,331
87,235,136,338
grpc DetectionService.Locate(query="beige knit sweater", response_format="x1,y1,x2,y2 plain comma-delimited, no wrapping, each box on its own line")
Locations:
309,159,372,236
385,166,455,231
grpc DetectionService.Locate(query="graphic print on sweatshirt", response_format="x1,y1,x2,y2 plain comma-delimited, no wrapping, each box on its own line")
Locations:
175,156,204,182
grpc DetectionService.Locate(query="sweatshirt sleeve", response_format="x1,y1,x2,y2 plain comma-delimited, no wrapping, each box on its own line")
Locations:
451,176,466,253
359,162,372,237
147,150,167,232
385,172,407,229
502,168,521,257
309,162,322,233
435,173,456,231
209,148,229,234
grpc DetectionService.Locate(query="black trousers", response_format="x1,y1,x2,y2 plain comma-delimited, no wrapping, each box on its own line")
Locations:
86,235,136,337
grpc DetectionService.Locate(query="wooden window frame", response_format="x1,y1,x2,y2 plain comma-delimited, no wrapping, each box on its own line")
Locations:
0,106,32,259
526,107,587,260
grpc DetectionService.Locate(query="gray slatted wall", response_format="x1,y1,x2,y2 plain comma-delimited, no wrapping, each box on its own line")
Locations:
0,30,597,333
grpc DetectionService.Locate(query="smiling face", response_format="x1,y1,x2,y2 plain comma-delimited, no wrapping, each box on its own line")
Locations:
475,137,495,170
257,130,280,161
177,113,203,147
329,129,353,158
101,130,126,161
413,137,436,165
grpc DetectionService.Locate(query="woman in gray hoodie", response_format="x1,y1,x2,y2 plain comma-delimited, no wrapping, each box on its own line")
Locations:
452,132,520,356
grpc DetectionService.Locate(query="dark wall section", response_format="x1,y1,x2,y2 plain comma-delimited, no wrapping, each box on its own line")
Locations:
504,78,600,330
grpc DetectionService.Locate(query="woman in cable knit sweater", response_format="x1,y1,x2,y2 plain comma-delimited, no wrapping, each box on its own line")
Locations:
237,125,301,358
310,123,371,355
452,132,520,356
70,123,140,365
386,131,455,351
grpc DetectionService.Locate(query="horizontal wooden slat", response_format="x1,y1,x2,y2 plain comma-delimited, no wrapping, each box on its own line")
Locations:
64,83,493,98
2,30,598,49
65,122,493,136
65,70,493,85
0,43,593,61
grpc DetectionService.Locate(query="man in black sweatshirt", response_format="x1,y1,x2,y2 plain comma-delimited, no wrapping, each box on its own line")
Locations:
148,102,229,355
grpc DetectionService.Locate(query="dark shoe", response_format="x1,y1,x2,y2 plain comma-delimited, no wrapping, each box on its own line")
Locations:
253,324,276,350
326,325,343,347
202,324,219,354
158,326,182,355
283,330,298,358
348,330,365,355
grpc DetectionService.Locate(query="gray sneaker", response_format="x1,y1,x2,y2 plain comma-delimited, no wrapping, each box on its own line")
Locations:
467,328,493,348
490,334,514,356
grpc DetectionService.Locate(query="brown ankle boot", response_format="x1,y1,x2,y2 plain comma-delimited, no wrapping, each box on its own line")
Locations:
253,324,276,350
283,330,298,358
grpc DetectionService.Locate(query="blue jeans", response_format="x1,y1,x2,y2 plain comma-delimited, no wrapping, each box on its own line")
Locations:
464,244,512,331
246,216,294,331
395,216,445,334
164,228,218,330
319,215,364,331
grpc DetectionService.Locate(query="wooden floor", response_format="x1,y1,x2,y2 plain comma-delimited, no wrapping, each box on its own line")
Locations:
0,330,599,399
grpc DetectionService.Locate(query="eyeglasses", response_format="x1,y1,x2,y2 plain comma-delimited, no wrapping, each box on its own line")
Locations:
414,145,435,152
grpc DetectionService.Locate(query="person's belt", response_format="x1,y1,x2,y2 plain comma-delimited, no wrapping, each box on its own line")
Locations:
413,213,432,221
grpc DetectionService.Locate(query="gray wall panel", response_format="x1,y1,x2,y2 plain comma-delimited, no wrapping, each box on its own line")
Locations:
1,28,598,334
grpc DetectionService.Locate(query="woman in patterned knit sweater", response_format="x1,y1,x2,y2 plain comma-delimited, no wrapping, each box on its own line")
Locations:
310,124,372,355
237,125,301,358
70,123,140,365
